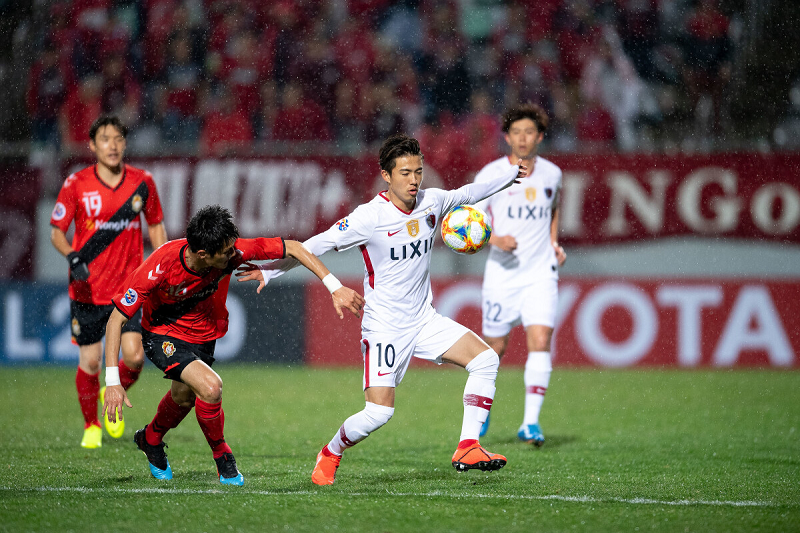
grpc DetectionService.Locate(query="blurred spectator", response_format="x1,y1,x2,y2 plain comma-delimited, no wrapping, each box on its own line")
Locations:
462,89,502,172
575,92,617,151
199,85,254,156
580,27,646,151
414,111,471,188
553,0,599,84
616,0,660,81
682,0,732,139
272,82,333,142
100,53,142,128
59,75,104,152
362,82,406,148
254,80,279,141
27,43,70,148
224,31,271,126
157,32,203,144
331,82,365,153
291,35,340,116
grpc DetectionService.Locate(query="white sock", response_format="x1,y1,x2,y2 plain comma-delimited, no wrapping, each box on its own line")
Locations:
460,349,499,441
523,351,551,426
328,402,394,456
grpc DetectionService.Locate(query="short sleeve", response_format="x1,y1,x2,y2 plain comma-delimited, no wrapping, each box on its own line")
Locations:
50,175,78,232
143,173,164,225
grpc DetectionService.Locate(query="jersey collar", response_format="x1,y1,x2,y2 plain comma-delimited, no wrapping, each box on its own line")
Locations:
379,190,415,215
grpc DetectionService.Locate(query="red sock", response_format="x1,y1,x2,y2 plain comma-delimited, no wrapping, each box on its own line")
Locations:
119,360,141,390
76,367,100,429
195,399,232,459
145,392,193,446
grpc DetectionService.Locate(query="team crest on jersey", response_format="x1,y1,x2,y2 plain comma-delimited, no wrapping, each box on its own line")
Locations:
545,187,553,198
426,214,436,228
525,188,537,202
71,318,81,336
162,341,176,357
337,218,349,231
131,194,143,213
406,220,419,237
52,202,66,221
122,288,138,306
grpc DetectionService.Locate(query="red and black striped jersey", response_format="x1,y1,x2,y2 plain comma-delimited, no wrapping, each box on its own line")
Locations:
50,164,164,304
112,237,285,343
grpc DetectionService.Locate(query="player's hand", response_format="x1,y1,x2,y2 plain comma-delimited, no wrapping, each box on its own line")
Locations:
553,241,567,266
102,384,132,424
67,251,90,281
515,159,529,180
235,262,266,294
492,235,517,252
332,286,365,319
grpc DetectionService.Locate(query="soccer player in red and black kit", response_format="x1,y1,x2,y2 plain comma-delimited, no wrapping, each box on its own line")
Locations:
50,115,167,449
102,205,365,485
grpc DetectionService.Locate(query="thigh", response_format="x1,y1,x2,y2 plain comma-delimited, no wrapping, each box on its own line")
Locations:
142,330,216,382
520,279,558,329
481,285,523,339
415,313,473,365
361,328,416,390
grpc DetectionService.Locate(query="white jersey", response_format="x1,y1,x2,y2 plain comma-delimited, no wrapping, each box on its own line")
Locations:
260,164,521,332
475,155,562,289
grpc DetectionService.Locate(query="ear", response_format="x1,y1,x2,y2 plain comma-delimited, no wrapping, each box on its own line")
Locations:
89,139,97,155
381,169,391,184
537,131,544,144
504,133,512,147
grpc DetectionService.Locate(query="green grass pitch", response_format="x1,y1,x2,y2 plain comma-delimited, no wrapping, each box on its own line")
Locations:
0,365,798,532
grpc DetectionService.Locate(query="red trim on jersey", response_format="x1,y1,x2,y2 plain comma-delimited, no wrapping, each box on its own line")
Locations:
178,244,202,276
362,338,370,389
378,191,415,214
526,386,547,396
360,244,374,289
93,164,128,192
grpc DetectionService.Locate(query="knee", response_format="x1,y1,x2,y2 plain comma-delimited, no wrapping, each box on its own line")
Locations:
364,402,394,430
122,348,145,369
466,349,500,379
196,376,223,403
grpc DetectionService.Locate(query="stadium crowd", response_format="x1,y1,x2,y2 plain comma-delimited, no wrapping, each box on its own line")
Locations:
26,0,737,176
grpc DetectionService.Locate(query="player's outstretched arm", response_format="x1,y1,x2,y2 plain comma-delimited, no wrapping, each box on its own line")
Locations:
285,240,365,319
103,308,133,423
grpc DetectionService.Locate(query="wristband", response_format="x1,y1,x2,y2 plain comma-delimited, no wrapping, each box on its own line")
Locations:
322,273,343,294
105,366,121,387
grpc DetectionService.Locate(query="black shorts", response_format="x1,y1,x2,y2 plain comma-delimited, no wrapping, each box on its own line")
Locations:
71,300,142,346
142,330,216,382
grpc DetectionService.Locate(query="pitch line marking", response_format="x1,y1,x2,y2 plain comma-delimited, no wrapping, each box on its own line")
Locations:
0,486,779,508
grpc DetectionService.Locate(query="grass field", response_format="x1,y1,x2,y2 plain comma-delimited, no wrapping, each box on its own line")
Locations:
0,364,798,532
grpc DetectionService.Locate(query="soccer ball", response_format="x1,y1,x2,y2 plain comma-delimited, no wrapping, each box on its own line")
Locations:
440,205,492,254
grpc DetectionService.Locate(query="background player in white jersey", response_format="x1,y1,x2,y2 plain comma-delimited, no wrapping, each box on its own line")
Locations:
239,134,527,484
473,103,567,446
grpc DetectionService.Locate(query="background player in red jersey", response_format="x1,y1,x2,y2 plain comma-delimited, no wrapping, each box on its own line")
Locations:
102,205,364,485
50,115,167,449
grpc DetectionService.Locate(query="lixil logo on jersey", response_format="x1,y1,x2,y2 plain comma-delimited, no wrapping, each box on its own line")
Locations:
122,288,138,306
337,218,349,231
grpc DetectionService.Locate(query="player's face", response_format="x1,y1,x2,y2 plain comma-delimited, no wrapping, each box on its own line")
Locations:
381,155,424,210
90,125,126,170
504,118,544,160
206,239,237,270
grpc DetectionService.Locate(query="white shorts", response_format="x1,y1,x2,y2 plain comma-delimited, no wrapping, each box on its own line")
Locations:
481,278,558,338
361,312,471,390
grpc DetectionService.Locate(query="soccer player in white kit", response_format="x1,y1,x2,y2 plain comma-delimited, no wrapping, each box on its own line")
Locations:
239,134,527,484
473,103,567,446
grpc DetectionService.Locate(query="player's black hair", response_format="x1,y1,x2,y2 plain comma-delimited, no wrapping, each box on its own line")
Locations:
501,103,549,134
379,133,424,173
89,115,129,141
186,205,240,254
